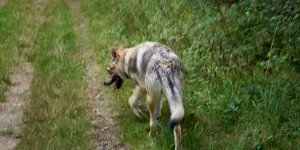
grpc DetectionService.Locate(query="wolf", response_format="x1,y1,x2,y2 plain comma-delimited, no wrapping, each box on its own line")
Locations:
103,42,184,150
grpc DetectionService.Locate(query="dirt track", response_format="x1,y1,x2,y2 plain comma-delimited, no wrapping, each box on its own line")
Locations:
0,0,6,7
67,0,127,149
0,0,40,148
0,60,34,150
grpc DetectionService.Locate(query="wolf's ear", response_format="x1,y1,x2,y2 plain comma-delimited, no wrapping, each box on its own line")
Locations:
111,48,118,58
119,44,125,51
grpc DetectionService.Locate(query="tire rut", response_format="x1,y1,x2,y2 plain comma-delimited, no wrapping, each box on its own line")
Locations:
67,0,127,149
0,60,34,150
0,0,47,149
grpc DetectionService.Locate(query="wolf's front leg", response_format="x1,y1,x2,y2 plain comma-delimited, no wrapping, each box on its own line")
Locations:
128,86,147,120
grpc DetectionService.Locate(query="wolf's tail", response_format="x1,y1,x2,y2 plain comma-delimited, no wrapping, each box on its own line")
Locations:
159,68,184,129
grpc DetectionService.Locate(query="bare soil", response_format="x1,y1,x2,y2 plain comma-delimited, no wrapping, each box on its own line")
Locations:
0,0,6,7
68,0,127,149
0,60,34,150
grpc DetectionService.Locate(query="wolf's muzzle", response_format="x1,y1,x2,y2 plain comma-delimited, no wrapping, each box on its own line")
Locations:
103,75,117,86
103,75,124,89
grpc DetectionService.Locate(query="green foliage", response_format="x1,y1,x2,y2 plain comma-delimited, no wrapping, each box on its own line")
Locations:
82,0,300,149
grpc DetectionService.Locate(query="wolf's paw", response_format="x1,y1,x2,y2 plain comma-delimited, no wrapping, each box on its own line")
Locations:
148,130,156,137
133,107,147,121
148,124,156,137
156,116,161,120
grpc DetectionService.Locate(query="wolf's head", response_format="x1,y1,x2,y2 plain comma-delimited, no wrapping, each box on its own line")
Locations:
103,45,126,90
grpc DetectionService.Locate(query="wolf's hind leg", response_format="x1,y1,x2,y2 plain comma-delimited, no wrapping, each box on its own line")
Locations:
147,88,162,136
155,96,162,119
174,124,182,150
128,86,147,120
147,94,156,137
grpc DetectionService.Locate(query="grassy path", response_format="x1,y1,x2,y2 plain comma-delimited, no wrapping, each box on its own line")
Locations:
0,0,33,149
67,0,127,149
16,0,92,149
1,0,128,149
0,0,31,101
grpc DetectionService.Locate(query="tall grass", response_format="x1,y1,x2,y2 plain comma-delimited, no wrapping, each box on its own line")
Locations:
82,0,300,149
16,0,92,149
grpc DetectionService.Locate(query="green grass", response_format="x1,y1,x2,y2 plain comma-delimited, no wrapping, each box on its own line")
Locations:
16,0,92,149
1,0,298,149
81,0,300,149
0,0,31,101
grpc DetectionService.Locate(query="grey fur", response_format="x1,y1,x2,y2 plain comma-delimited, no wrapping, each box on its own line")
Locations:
104,42,184,150
128,50,138,76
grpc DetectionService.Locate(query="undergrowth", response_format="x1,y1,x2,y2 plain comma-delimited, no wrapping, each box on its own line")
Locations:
81,0,300,149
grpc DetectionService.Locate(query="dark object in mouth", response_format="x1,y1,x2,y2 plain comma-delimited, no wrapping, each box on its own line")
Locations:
103,75,124,90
